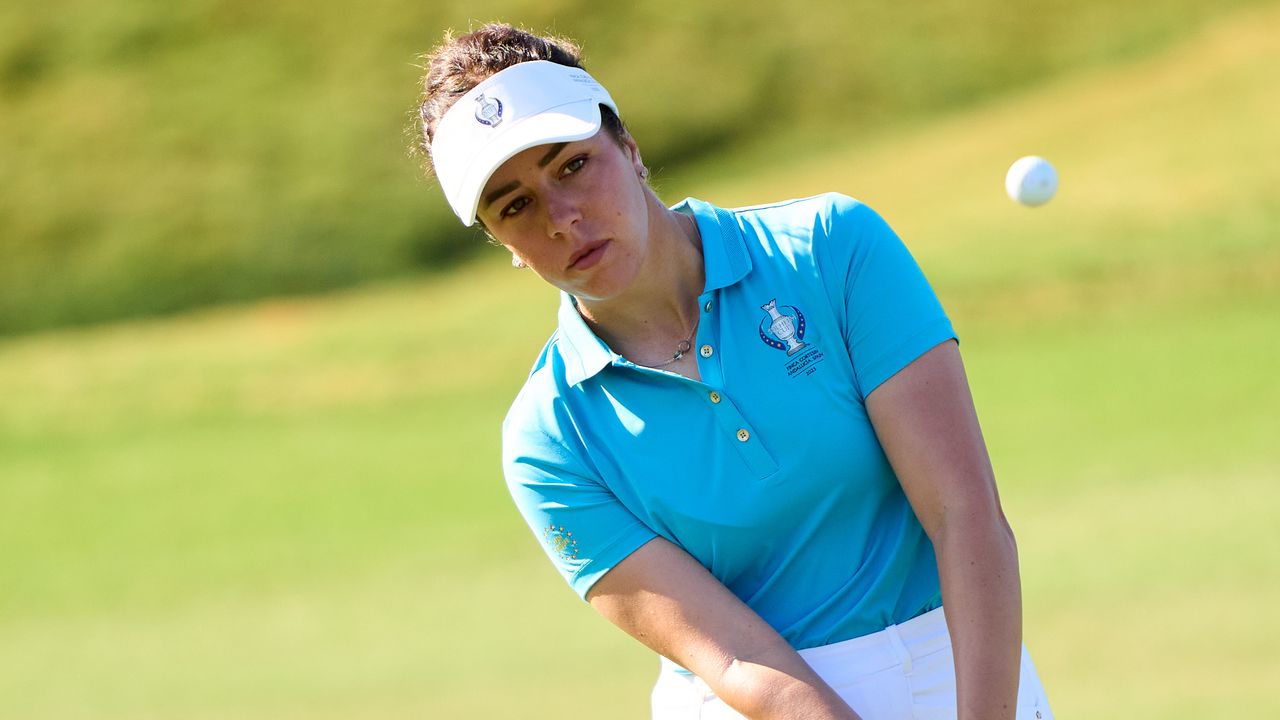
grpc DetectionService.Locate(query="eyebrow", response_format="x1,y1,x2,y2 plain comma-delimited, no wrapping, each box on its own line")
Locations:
537,142,569,168
481,181,519,211
480,143,571,211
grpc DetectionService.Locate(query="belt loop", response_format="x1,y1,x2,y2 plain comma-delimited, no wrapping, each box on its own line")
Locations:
886,623,913,675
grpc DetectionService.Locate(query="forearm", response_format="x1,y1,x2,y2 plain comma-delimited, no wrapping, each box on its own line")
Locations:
936,513,1022,720
590,538,861,720
713,652,862,720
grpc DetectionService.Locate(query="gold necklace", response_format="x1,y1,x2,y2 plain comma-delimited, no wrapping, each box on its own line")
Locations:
635,212,703,369
640,316,700,368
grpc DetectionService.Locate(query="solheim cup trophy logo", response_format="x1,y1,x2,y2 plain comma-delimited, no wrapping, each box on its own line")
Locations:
474,94,503,127
759,299,808,356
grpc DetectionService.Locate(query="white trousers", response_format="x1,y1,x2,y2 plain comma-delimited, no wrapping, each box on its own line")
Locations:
651,607,1053,720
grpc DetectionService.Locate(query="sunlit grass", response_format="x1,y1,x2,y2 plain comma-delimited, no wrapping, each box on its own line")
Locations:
1,6,1278,718
2,0,1274,332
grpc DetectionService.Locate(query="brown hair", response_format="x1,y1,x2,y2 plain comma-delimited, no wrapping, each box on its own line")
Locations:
412,23,628,176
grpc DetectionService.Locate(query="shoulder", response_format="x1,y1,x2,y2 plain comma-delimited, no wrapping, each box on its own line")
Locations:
501,330,583,459
723,192,899,281
728,192,885,237
504,331,565,432
725,192,896,265
501,332,605,496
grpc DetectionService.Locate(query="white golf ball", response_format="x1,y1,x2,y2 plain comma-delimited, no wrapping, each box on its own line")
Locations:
1005,156,1058,206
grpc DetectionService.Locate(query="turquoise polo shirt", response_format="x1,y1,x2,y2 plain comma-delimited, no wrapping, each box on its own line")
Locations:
502,192,957,651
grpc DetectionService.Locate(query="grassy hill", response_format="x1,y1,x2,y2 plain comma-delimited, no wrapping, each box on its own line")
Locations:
1,0,1273,334
1,4,1278,718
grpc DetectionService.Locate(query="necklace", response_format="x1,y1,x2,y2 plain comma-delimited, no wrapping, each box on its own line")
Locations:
640,317,700,368
628,213,705,369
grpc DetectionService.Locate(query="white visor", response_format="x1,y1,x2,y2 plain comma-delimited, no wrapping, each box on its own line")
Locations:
429,60,619,226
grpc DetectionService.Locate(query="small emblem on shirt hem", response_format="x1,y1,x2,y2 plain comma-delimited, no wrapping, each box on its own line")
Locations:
544,524,580,561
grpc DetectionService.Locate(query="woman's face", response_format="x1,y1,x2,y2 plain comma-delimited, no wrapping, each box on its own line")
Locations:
475,129,651,302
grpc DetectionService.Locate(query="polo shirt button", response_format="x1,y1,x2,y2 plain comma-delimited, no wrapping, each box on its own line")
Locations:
703,300,713,312
736,428,750,442
699,344,714,358
709,391,721,404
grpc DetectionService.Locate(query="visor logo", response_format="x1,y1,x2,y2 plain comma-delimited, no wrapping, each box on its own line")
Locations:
474,94,503,127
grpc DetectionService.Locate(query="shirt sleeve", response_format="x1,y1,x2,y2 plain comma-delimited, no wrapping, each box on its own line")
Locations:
816,193,958,400
502,411,658,601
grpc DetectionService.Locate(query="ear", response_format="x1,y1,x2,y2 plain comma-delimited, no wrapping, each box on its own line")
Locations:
617,132,647,179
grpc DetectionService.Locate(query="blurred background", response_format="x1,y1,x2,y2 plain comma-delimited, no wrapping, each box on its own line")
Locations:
1,0,1277,717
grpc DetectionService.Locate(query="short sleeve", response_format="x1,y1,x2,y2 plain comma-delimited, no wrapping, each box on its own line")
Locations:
817,194,957,399
502,417,658,600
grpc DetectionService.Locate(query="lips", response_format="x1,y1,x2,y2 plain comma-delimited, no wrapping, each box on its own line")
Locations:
568,239,610,270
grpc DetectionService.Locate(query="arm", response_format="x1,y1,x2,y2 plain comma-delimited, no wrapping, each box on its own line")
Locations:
587,536,861,720
865,339,1022,720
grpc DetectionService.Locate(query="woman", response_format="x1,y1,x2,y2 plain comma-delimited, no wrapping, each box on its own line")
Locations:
416,23,1053,720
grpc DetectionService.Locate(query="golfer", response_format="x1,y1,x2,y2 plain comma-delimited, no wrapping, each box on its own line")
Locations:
416,23,1054,720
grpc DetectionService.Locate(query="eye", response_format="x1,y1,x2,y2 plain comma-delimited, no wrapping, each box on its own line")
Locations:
500,196,530,218
560,155,588,177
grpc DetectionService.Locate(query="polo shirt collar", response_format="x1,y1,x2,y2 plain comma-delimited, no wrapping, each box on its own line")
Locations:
676,196,753,293
557,196,754,386
556,292,614,385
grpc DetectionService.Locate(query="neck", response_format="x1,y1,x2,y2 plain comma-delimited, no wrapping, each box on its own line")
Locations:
575,192,704,359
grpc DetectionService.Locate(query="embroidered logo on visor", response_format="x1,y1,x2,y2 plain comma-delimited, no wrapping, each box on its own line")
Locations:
474,94,503,127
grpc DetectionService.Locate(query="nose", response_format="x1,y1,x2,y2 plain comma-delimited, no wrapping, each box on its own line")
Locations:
543,190,581,238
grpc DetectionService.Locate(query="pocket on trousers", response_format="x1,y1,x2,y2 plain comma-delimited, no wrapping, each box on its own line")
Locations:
650,670,707,720
1015,645,1054,720
906,645,957,720
828,665,914,720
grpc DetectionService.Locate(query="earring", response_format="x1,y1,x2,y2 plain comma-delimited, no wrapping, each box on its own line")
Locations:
511,255,526,269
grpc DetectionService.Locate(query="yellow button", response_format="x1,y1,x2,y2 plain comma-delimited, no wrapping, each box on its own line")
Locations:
709,391,721,404
736,428,750,442
699,344,714,358
703,300,713,312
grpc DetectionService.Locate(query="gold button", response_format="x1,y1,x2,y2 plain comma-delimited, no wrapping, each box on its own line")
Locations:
703,300,713,312
709,391,721,404
699,344,714,358
736,428,750,442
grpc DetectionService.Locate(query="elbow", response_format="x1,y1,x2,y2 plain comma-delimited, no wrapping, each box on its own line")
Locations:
996,498,1018,548
996,512,1019,561
983,504,1018,554
715,657,806,719
990,503,1017,546
712,656,764,715
936,497,1018,557
992,513,1020,567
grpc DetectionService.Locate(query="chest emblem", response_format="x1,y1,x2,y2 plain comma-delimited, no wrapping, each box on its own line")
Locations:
759,299,808,355
474,94,504,127
759,297,825,378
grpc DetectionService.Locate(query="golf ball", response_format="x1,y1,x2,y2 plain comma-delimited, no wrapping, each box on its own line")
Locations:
1005,156,1058,206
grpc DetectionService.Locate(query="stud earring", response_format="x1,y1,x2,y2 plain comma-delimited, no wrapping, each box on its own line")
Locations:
511,255,526,269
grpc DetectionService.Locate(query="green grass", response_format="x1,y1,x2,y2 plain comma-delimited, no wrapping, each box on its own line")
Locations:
2,5,1279,718
2,0,1274,333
